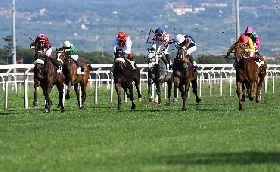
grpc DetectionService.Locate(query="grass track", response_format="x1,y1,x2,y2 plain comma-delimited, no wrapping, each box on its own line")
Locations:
0,85,280,172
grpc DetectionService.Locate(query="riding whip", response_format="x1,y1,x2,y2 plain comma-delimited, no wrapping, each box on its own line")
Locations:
24,33,34,42
146,28,154,44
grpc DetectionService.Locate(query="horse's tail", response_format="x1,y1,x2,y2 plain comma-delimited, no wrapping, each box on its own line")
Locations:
87,64,94,71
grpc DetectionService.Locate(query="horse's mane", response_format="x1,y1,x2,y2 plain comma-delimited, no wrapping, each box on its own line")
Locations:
235,41,249,61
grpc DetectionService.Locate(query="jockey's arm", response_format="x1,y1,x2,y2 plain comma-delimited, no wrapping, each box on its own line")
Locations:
225,42,236,57
255,35,261,51
185,38,191,49
163,39,175,49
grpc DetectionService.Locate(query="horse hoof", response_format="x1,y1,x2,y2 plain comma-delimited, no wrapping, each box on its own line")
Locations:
138,94,142,99
57,103,62,108
43,109,49,113
138,98,142,101
173,98,178,102
181,108,186,111
149,98,153,102
131,105,136,109
65,94,70,100
165,102,171,106
249,97,254,101
157,103,162,106
61,109,65,113
196,98,201,104
33,101,38,106
239,106,244,111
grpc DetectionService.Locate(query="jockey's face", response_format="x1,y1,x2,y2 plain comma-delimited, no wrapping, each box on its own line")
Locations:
156,33,162,38
39,41,45,47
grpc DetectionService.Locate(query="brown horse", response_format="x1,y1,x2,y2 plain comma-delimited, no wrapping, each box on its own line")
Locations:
113,49,142,110
56,50,92,109
235,41,259,110
255,53,267,102
34,51,65,112
173,47,201,111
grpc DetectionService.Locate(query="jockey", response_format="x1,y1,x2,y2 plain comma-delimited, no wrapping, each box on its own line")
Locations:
62,40,84,72
151,28,170,69
225,34,256,68
245,26,261,53
112,31,137,70
163,34,198,70
30,34,62,72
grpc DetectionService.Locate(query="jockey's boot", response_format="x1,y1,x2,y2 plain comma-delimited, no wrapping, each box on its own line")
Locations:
75,60,84,72
189,55,198,70
165,54,171,69
255,56,261,62
49,55,62,72
129,60,136,70
233,61,237,69
111,62,115,73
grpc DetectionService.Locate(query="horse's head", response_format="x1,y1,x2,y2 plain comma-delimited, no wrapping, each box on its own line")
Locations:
235,41,249,62
114,49,126,69
56,48,69,65
176,48,192,71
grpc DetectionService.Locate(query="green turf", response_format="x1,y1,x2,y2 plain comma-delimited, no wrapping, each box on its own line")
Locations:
0,82,280,172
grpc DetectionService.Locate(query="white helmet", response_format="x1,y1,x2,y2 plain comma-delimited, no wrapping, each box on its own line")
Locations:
63,40,72,48
175,34,185,44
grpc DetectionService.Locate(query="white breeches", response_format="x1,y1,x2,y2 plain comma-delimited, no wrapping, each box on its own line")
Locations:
186,46,197,55
152,42,169,54
45,48,52,56
71,55,79,61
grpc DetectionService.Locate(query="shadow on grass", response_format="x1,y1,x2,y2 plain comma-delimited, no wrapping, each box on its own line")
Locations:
163,151,280,165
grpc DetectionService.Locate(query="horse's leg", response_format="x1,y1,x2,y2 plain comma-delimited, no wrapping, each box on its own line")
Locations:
80,83,87,110
155,80,162,105
191,79,201,104
74,84,81,108
33,83,39,106
256,72,265,103
166,79,172,106
65,81,71,100
134,73,142,101
173,77,179,102
128,85,136,110
249,81,255,101
241,84,246,102
115,83,122,110
56,81,65,112
180,83,187,111
236,82,244,110
43,87,51,113
148,77,153,102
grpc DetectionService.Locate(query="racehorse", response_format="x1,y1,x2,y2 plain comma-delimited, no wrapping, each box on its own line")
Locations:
113,49,142,110
173,46,201,111
34,51,65,112
255,53,267,102
234,41,259,110
56,49,92,109
146,47,173,105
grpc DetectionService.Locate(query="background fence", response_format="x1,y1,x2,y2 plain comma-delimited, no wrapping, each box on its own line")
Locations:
1,64,280,110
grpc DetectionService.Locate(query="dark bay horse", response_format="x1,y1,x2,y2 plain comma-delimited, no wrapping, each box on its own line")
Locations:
255,53,267,102
56,50,92,109
173,46,201,111
146,47,173,105
34,51,65,112
113,49,142,110
235,41,259,110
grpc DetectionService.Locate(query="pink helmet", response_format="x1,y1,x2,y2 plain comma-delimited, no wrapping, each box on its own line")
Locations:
245,27,254,34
